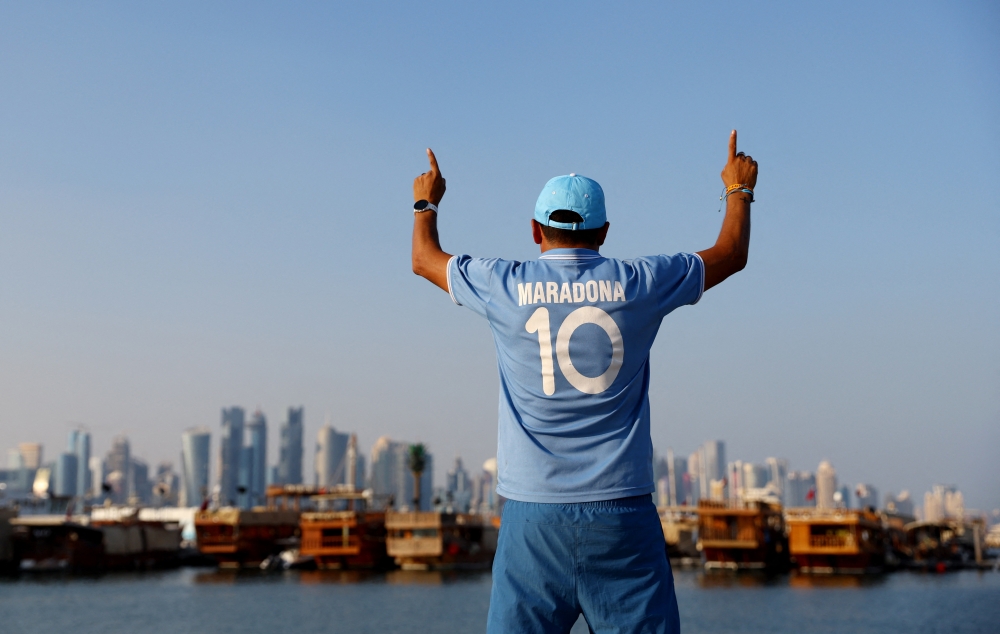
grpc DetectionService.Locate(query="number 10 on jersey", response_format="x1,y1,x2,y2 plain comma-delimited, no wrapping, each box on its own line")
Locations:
525,306,624,396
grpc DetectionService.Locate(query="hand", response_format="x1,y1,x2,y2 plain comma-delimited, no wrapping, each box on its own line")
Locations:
413,148,447,205
720,130,758,190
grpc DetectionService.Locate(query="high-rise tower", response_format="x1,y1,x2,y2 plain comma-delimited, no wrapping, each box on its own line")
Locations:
369,436,433,511
105,436,131,503
180,428,211,507
245,410,268,507
278,407,304,485
68,429,91,499
816,460,837,510
697,440,726,500
218,407,245,507
315,424,349,487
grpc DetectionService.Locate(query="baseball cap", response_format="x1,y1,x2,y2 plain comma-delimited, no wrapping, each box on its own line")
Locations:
534,174,607,230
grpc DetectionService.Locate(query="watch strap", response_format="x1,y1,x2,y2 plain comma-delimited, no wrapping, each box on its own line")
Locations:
413,200,438,213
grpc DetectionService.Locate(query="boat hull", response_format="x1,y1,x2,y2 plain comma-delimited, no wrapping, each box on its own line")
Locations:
10,522,105,573
195,509,300,568
300,511,392,570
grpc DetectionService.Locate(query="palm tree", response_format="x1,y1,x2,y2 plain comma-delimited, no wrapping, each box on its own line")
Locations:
408,444,427,511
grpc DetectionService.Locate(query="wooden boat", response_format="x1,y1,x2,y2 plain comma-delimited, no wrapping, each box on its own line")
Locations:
385,511,497,570
90,509,182,570
881,511,913,569
194,508,300,568
0,508,16,574
9,515,104,572
786,508,887,574
658,506,699,563
696,500,789,572
904,519,983,571
299,510,392,569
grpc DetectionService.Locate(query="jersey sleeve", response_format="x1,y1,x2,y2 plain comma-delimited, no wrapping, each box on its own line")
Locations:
634,252,705,318
447,255,498,319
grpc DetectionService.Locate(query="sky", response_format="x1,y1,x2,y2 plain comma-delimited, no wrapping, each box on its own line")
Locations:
1,1,997,512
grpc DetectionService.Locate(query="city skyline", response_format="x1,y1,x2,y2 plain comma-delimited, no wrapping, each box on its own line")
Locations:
1,4,997,512
2,419,989,521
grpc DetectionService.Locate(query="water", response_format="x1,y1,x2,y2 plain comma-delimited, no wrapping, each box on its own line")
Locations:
1,568,998,633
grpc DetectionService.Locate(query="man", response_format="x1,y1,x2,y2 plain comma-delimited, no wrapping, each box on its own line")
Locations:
411,131,757,633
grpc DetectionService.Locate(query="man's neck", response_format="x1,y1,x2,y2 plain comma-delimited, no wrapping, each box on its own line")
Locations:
539,242,600,254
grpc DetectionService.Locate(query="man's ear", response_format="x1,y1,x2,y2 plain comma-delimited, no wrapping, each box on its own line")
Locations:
596,222,610,246
531,219,543,245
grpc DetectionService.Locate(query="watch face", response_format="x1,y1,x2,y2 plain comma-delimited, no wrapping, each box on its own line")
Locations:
414,200,429,211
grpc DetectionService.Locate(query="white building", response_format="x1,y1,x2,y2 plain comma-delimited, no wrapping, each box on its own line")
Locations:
816,460,837,510
923,485,964,522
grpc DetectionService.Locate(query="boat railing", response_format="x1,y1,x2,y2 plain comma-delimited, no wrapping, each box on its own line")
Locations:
810,533,855,549
301,533,362,552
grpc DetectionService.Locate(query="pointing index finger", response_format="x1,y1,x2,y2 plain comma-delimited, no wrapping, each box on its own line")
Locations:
728,130,737,161
427,148,440,174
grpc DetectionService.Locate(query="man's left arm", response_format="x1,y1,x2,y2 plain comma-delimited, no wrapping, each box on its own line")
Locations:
411,148,452,292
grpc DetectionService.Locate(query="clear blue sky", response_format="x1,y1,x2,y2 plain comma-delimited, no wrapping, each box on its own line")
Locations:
1,2,997,512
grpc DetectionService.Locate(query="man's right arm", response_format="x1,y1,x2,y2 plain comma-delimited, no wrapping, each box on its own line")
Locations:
411,148,452,293
697,130,758,292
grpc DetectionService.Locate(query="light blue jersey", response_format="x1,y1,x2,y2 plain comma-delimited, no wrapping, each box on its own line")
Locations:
448,248,704,503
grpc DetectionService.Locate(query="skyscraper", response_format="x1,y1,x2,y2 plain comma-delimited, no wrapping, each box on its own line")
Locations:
5,448,34,495
665,451,688,506
765,457,788,505
686,451,701,504
652,454,670,486
7,448,23,470
53,452,78,497
180,428,211,508
278,407,304,485
238,446,254,509
218,407,244,506
446,457,472,512
315,424,349,487
18,443,42,470
369,436,433,511
68,429,91,499
131,458,152,504
481,458,498,513
698,440,725,500
743,463,770,489
154,462,179,505
105,436,131,503
923,485,963,522
345,434,365,490
245,410,267,507
787,471,816,507
89,456,105,498
816,460,837,510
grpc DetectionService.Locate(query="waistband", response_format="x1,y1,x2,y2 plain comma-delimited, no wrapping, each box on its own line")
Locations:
505,494,652,510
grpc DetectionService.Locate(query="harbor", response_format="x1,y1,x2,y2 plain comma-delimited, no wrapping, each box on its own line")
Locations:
3,492,996,577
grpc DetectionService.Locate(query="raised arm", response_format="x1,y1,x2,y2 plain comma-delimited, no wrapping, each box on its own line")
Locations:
411,148,452,292
697,130,758,291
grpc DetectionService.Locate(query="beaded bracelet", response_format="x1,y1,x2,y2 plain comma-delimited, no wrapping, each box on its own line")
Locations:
718,186,755,211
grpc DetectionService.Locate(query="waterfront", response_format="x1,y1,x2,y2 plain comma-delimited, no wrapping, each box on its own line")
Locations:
1,568,998,633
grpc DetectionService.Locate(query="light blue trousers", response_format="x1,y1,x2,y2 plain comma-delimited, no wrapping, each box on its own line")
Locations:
487,495,680,634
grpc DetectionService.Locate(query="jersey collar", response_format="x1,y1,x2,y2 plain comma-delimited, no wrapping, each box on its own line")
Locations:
538,248,603,261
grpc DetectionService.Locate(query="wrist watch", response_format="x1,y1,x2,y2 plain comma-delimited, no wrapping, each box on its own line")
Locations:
413,200,438,213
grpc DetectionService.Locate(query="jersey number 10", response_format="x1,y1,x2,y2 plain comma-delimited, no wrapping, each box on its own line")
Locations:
525,306,624,396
